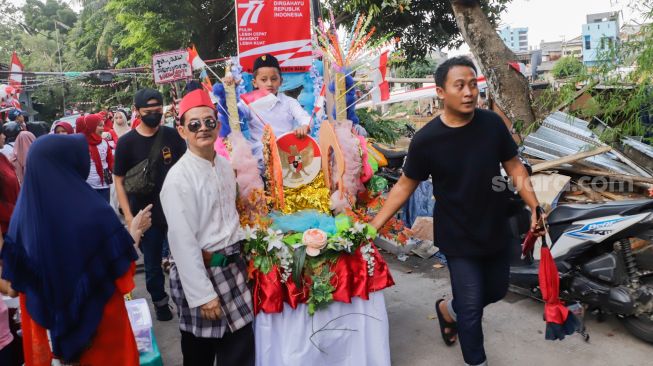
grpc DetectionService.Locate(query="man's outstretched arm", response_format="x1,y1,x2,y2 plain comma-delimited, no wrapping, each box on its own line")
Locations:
371,174,421,230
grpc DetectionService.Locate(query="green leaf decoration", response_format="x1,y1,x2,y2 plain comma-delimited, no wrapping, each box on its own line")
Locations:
292,245,307,288
283,233,304,246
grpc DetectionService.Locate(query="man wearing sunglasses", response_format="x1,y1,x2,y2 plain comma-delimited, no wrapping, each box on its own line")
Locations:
114,88,187,321
160,89,254,366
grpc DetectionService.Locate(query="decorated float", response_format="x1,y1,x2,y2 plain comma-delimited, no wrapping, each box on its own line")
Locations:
208,8,410,365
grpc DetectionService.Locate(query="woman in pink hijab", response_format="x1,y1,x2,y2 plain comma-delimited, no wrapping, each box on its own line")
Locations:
11,131,36,185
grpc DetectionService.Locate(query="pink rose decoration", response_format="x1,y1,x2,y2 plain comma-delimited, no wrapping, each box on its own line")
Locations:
303,229,328,257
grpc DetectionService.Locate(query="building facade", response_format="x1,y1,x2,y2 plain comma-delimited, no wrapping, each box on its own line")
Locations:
582,11,620,66
562,36,584,59
499,26,529,52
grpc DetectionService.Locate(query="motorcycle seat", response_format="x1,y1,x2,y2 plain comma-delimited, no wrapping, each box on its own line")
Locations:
372,143,408,160
547,199,653,225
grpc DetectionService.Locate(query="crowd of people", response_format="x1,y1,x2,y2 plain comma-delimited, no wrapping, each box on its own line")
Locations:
0,55,544,366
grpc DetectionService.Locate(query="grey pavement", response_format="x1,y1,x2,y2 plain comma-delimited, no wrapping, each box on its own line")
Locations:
132,253,652,366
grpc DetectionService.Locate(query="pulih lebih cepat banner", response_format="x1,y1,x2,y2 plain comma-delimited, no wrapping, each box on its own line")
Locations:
236,0,312,73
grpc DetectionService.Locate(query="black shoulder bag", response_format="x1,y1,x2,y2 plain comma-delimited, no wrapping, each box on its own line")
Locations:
123,129,165,195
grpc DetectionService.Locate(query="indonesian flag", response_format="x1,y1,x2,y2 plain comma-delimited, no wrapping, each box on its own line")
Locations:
370,51,390,103
240,89,279,115
508,61,528,76
477,75,487,90
312,84,326,116
9,52,23,94
187,45,208,71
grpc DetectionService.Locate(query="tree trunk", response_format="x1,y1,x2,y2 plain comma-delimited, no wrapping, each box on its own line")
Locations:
450,0,537,129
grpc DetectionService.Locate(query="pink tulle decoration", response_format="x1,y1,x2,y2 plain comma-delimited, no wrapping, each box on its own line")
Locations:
356,135,373,184
229,131,264,198
333,120,365,202
215,137,230,160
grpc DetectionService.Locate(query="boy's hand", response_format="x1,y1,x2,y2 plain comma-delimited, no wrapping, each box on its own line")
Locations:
223,75,238,87
294,125,310,138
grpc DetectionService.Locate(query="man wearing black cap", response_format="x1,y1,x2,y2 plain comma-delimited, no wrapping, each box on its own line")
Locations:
113,88,187,321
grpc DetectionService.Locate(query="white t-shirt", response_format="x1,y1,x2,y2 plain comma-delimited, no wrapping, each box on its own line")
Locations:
86,140,111,189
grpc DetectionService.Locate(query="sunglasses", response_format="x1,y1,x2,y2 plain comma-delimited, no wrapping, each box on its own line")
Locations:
187,118,218,133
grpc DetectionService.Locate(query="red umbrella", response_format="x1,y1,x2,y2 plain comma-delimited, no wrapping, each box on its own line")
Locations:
523,209,580,340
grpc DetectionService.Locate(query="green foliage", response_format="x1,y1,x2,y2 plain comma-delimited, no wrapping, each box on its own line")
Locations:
324,0,511,63
22,0,77,34
551,57,586,79
99,0,237,68
291,245,306,287
105,0,192,67
357,108,402,144
395,58,438,79
307,269,335,315
244,230,278,274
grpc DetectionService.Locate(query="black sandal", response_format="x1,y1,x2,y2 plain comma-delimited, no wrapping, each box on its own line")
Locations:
435,299,457,346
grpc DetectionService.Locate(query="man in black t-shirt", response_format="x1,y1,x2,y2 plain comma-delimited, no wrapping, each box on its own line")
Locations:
114,88,187,321
371,57,544,366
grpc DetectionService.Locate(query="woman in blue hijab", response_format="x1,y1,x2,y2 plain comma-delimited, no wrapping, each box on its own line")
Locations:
0,134,152,364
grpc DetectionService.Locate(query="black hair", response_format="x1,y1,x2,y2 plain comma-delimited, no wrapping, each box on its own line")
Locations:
434,56,477,89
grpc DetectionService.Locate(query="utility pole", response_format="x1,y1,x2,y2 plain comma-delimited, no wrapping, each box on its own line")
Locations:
54,20,70,113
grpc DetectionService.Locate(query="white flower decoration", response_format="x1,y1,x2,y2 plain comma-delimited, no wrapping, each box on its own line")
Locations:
243,225,258,240
353,221,367,233
265,228,285,252
276,245,293,283
361,243,376,276
334,236,354,252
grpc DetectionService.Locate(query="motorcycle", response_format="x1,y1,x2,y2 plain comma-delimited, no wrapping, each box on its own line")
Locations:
508,194,653,343
367,124,416,186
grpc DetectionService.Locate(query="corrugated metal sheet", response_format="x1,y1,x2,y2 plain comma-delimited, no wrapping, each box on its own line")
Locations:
623,137,653,159
524,112,648,176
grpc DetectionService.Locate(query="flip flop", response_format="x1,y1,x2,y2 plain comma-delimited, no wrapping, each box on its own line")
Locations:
435,299,457,346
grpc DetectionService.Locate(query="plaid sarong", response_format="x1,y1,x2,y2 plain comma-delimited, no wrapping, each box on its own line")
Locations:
170,244,254,338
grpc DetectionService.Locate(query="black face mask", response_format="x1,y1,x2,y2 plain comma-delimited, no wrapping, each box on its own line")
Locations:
141,113,162,128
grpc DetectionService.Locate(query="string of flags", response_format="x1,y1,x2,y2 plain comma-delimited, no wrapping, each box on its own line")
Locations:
78,79,131,88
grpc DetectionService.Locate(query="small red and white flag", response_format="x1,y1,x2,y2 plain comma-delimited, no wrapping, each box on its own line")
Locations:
370,50,390,103
240,89,279,114
508,61,528,76
9,52,24,94
187,45,208,71
312,84,326,116
477,75,487,90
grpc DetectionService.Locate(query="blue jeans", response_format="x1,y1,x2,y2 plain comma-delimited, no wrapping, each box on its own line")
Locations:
140,226,169,306
447,248,510,366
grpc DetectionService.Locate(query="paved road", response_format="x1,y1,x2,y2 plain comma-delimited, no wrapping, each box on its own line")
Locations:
132,253,652,366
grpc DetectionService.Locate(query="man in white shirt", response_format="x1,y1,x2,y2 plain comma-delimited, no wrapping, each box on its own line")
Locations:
160,89,254,366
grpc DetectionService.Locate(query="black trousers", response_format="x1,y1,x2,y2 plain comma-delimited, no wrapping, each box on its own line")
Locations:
448,248,510,366
181,323,255,366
